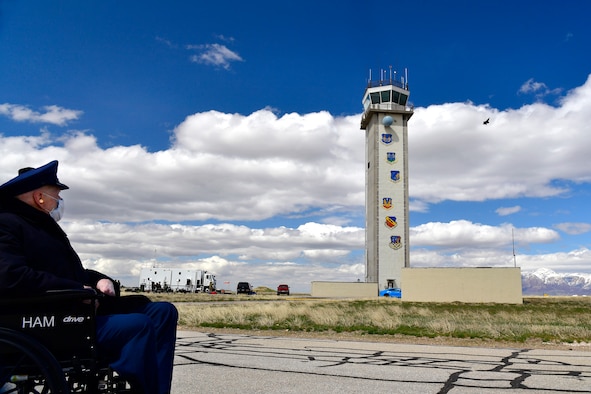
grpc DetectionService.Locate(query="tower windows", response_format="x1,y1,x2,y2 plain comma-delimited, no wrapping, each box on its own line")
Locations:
366,89,408,106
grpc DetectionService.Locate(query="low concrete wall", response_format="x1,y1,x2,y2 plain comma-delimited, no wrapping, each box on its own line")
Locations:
311,281,378,298
401,267,523,304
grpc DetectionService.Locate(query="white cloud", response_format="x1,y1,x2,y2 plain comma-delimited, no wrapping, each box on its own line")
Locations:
518,78,562,97
158,37,242,69
554,222,591,235
66,220,363,263
188,43,243,69
2,75,591,291
410,75,591,204
155,36,177,48
515,247,591,273
496,206,521,216
73,218,580,291
214,34,235,43
411,220,559,249
64,218,563,291
0,104,82,126
519,78,549,94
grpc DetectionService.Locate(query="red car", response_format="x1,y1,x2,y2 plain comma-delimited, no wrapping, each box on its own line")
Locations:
277,284,290,296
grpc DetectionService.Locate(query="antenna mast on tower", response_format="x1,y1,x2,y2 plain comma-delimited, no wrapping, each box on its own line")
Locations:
512,228,517,267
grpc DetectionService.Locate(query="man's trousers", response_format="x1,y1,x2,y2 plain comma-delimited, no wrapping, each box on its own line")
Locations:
95,301,178,394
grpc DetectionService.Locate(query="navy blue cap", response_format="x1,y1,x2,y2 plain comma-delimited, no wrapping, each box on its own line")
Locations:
0,160,69,197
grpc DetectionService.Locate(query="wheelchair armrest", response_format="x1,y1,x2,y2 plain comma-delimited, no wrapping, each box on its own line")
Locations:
45,288,98,299
0,288,99,363
0,288,98,308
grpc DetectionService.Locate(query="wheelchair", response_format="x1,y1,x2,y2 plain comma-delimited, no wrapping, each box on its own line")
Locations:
0,289,131,393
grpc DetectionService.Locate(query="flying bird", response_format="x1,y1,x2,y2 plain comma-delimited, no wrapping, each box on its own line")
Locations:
483,118,490,125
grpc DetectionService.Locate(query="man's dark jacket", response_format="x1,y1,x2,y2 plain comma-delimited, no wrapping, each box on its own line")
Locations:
0,197,114,297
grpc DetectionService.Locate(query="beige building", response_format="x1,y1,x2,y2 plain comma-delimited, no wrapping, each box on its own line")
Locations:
310,268,522,304
402,267,523,304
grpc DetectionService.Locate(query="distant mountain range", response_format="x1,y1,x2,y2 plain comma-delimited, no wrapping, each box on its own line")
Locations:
522,268,591,296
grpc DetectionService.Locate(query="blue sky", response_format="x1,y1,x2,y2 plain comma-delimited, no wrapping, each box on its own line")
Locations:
1,0,590,292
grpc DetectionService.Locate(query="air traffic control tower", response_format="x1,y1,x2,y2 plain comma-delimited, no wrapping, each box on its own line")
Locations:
361,68,413,291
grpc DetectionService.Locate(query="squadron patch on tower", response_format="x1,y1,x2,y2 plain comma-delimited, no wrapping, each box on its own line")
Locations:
385,216,397,228
381,133,393,144
386,152,397,164
382,197,392,209
389,235,402,250
390,170,400,182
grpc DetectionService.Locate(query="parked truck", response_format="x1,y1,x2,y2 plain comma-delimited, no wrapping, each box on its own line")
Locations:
139,268,216,293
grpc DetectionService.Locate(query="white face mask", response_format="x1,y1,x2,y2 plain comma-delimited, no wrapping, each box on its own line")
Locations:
42,193,65,222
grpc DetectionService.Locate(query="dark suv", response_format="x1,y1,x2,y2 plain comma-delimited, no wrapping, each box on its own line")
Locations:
277,284,290,296
236,282,254,295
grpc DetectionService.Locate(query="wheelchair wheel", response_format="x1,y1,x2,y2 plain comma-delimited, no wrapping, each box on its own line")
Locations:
0,327,69,394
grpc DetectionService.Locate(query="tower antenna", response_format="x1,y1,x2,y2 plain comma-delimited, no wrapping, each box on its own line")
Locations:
512,228,517,267
405,68,408,89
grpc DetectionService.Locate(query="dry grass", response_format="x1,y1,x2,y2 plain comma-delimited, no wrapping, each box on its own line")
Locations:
135,292,591,347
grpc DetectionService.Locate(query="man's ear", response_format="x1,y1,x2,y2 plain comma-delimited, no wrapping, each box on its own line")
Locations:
32,190,45,209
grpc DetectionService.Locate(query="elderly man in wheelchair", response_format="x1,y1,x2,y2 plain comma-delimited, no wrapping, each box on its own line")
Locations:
0,161,178,393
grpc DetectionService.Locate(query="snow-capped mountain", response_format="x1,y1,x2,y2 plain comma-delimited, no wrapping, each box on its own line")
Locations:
522,268,591,296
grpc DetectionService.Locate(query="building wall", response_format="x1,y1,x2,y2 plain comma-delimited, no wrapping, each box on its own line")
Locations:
311,281,378,298
365,121,378,284
401,267,523,304
365,111,411,290
377,112,409,290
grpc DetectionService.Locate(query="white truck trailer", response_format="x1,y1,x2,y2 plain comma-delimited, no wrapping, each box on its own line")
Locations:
139,268,217,293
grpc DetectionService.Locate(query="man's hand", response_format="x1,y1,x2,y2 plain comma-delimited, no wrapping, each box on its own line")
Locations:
82,285,98,309
96,278,116,297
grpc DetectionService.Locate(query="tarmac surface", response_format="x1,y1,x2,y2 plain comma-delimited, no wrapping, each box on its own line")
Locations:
172,330,591,393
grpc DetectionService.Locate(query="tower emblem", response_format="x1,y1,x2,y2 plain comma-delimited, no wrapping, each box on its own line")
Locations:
385,216,397,228
381,133,393,144
389,235,402,250
382,198,392,209
390,170,400,182
386,152,397,164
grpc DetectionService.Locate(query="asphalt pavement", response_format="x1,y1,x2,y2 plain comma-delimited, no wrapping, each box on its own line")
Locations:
171,330,591,393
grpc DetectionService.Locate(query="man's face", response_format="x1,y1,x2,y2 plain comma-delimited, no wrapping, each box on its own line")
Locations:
39,185,62,211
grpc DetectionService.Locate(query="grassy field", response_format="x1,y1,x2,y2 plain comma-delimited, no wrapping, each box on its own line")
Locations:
137,290,591,348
